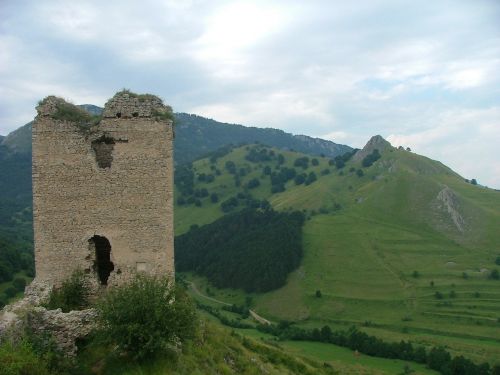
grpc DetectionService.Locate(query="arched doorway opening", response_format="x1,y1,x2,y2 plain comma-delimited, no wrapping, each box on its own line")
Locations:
89,235,114,285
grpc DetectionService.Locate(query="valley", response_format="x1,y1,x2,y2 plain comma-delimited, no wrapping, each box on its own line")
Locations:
174,139,500,367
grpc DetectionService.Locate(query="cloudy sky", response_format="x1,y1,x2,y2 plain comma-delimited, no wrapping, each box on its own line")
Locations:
1,0,499,187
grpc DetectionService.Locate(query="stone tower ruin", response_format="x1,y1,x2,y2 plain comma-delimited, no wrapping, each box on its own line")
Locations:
32,91,174,288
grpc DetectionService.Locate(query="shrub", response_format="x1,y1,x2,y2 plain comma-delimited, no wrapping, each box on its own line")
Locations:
4,287,17,298
96,274,197,361
315,290,322,298
0,340,51,375
0,294,7,308
361,149,381,167
12,277,26,292
490,269,499,280
294,174,306,185
247,178,261,189
305,172,317,186
44,270,90,312
210,193,219,203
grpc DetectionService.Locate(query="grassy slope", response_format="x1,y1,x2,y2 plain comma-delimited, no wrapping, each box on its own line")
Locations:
175,144,500,366
78,318,342,375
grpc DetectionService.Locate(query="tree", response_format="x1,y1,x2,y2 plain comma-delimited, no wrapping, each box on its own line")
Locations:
311,158,319,166
495,256,500,266
320,325,332,342
427,347,451,371
305,172,317,186
246,178,260,189
210,193,219,203
96,274,197,361
13,277,26,291
361,149,381,167
490,269,499,280
294,174,306,185
225,160,237,174
315,290,322,298
4,286,17,298
471,179,478,185
356,169,364,177
412,271,419,278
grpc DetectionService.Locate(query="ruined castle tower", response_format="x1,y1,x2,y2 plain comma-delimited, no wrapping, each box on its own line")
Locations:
32,91,174,288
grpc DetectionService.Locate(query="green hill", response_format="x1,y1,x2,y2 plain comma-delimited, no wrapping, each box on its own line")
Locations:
174,138,500,367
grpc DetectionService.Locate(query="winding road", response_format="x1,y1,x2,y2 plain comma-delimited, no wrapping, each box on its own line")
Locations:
188,281,272,325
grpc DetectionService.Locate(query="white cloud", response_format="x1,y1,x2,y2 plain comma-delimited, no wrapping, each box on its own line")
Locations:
387,107,500,187
1,0,499,187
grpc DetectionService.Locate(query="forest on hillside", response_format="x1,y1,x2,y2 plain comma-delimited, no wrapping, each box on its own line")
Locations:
175,208,305,292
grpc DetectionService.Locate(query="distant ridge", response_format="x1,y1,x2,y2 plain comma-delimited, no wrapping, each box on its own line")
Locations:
174,113,352,165
1,108,352,165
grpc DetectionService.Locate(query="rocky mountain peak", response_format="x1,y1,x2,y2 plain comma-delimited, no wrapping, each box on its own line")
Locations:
353,135,392,161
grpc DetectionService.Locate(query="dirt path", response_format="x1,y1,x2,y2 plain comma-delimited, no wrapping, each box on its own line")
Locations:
188,281,272,325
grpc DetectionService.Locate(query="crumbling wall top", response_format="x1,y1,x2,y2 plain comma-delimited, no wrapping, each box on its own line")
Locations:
102,90,173,120
36,96,88,118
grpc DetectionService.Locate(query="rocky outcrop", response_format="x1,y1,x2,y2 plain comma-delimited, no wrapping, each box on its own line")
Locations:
436,186,465,232
0,281,97,357
353,135,392,162
26,307,97,356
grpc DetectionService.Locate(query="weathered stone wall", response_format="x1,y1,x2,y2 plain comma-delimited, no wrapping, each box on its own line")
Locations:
0,281,96,357
32,92,174,288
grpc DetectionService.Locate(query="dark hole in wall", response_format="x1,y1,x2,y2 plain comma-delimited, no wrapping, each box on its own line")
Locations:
116,112,121,118
91,135,115,168
89,235,114,285
132,112,139,117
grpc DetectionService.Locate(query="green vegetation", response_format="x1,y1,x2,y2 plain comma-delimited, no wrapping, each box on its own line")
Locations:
96,274,197,361
173,142,500,369
175,208,305,292
173,113,351,165
78,320,336,375
362,149,381,167
2,111,500,374
152,108,175,122
52,101,98,125
0,340,51,375
115,89,160,102
44,270,90,312
2,272,338,375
